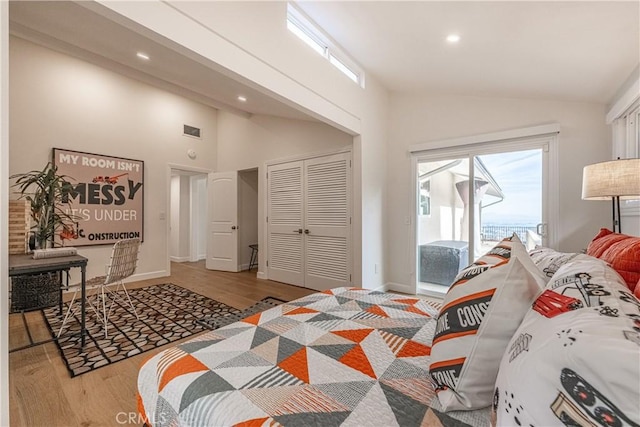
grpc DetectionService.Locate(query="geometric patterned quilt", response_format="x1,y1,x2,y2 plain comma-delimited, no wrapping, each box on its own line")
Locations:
137,288,469,426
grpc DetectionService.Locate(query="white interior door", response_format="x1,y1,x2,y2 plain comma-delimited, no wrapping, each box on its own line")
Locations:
206,171,239,272
304,152,351,291
267,161,305,285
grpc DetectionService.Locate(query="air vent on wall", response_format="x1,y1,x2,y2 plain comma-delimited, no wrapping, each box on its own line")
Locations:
183,124,201,139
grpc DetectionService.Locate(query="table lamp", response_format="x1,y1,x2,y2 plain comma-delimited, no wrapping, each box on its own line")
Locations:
581,158,640,233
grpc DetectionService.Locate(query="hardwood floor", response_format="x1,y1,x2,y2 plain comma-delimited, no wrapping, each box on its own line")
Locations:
8,262,315,427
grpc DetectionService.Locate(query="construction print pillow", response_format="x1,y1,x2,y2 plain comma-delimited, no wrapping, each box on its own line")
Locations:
528,246,592,280
429,234,546,411
493,258,640,427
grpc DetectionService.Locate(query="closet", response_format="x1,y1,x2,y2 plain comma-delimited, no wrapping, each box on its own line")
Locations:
267,151,352,291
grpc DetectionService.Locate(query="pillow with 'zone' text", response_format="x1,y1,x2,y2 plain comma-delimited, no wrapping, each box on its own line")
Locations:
429,234,545,411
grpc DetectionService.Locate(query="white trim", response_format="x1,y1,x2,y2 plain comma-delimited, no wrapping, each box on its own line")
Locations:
238,263,250,271
125,269,168,283
168,163,213,175
287,2,365,88
257,146,355,284
606,78,640,124
264,146,352,168
170,256,191,263
166,164,213,277
408,123,560,154
386,282,415,295
371,284,389,292
417,285,447,301
409,129,559,295
261,147,353,283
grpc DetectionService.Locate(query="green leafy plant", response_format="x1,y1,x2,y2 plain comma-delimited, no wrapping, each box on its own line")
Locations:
11,162,78,249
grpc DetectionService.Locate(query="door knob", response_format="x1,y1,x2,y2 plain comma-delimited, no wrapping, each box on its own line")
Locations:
304,229,310,234
231,226,237,230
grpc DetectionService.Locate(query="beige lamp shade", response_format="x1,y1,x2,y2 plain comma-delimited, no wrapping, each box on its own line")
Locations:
582,158,640,200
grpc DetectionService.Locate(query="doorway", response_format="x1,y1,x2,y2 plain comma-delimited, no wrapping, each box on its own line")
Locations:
169,169,208,264
412,134,556,297
238,169,259,273
206,169,259,273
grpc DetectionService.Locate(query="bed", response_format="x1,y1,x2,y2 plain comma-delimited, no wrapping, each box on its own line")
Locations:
137,287,490,427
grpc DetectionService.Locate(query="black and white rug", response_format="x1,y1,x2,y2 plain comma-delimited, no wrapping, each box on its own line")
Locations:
42,283,286,377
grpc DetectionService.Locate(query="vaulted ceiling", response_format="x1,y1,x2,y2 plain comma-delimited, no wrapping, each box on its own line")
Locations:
9,1,639,121
297,1,639,103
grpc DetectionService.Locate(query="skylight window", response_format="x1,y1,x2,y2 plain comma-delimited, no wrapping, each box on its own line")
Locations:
287,3,365,88
286,19,326,56
329,54,358,83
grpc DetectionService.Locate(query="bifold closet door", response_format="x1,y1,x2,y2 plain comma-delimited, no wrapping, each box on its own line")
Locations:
303,152,351,291
267,161,305,285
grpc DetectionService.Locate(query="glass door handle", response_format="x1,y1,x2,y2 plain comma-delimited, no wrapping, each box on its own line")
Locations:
536,223,547,237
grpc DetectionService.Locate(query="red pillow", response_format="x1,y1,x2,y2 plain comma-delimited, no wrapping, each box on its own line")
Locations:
587,228,640,291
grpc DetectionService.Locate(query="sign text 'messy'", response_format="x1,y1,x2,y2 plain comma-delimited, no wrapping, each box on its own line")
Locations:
53,148,144,246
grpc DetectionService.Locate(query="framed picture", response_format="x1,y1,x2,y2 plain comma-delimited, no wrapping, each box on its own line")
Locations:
53,148,144,247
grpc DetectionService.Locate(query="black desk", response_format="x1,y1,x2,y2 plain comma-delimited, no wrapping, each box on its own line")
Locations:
9,254,87,351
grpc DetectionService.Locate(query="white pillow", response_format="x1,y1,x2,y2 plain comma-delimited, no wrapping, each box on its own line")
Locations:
429,234,545,411
493,258,640,426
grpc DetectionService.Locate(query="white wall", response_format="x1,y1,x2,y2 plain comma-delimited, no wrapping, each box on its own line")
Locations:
93,0,390,290
387,94,611,289
353,77,389,288
217,111,353,278
9,36,218,280
238,169,259,270
217,112,353,172
93,1,361,133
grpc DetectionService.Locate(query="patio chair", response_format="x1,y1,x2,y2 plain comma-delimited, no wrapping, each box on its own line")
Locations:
57,238,141,338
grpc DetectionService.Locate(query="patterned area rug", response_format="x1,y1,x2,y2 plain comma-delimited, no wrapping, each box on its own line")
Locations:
42,283,285,377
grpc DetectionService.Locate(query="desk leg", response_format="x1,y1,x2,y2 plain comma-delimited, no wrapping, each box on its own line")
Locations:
81,264,86,348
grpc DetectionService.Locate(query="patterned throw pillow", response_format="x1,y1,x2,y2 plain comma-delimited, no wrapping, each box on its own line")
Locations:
528,246,592,279
493,258,640,427
429,234,546,411
587,228,640,291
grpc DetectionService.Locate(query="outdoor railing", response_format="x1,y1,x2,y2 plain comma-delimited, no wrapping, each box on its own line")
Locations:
481,225,537,244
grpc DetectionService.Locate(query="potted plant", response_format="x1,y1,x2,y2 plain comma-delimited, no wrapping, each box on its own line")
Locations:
11,162,78,249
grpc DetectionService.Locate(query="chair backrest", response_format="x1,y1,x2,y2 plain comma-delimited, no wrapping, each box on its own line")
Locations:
105,238,140,285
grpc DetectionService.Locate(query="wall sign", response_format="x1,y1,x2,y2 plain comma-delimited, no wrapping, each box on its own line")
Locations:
53,148,144,246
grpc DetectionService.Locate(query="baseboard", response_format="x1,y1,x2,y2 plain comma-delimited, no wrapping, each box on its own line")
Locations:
239,263,250,271
126,270,168,283
170,256,190,263
257,271,268,280
371,284,389,292
386,282,415,295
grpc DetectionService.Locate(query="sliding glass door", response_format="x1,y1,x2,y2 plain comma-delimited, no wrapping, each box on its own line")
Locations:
414,140,550,296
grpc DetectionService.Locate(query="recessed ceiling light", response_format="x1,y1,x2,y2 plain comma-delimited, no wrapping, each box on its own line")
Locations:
136,52,150,60
237,95,247,102
446,34,460,44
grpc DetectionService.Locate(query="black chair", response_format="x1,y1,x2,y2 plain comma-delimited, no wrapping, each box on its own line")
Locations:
248,244,258,270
